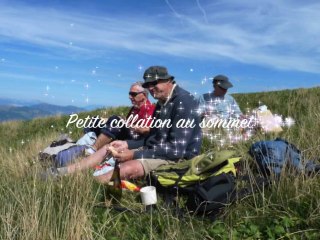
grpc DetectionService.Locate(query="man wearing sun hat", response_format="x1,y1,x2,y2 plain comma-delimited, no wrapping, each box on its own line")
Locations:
94,66,202,183
41,66,202,182
198,74,242,120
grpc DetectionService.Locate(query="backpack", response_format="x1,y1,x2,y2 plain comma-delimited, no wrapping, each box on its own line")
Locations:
184,173,236,216
249,138,320,178
249,138,303,177
154,150,240,187
150,150,242,217
39,134,86,167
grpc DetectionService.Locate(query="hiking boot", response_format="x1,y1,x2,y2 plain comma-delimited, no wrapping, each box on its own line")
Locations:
39,167,61,181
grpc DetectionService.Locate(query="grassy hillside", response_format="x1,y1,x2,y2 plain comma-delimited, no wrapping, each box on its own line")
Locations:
0,88,319,239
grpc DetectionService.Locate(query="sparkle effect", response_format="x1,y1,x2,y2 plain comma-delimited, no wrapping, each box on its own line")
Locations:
199,94,295,145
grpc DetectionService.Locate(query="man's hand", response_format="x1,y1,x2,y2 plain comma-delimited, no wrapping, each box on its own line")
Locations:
110,140,128,152
113,149,134,162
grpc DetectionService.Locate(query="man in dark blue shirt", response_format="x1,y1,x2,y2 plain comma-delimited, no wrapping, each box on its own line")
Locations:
95,66,202,183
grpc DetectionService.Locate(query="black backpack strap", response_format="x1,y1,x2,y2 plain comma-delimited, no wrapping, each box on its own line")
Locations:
202,93,213,102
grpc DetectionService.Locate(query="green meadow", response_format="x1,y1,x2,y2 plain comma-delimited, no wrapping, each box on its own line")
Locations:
0,88,319,239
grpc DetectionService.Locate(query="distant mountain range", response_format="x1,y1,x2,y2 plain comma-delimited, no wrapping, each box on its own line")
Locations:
0,98,101,122
0,98,42,107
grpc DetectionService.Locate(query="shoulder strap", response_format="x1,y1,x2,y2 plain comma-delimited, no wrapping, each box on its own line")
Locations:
202,93,213,102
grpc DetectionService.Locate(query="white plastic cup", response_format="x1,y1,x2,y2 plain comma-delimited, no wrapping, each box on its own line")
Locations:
140,186,157,205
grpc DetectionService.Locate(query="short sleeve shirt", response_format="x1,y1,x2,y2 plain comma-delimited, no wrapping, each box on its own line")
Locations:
126,99,155,126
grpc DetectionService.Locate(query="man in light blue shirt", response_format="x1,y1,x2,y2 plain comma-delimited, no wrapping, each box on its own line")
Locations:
198,75,242,120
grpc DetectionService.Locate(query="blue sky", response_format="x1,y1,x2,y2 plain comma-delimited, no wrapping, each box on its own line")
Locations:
0,0,319,107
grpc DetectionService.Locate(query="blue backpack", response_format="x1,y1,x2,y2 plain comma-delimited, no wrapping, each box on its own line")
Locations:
249,138,304,177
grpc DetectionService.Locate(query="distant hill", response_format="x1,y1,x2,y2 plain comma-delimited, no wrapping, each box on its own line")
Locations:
83,104,106,111
0,103,85,122
0,98,42,107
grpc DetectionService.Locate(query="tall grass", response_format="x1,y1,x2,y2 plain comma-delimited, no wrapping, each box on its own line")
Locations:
0,88,319,239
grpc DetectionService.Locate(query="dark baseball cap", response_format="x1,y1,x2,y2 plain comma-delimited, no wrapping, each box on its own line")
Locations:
142,66,174,88
213,74,233,89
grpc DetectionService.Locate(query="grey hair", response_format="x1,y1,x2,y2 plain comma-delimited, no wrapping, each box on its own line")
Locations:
131,81,148,97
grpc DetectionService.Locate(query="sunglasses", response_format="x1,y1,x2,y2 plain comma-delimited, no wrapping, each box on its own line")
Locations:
129,91,144,97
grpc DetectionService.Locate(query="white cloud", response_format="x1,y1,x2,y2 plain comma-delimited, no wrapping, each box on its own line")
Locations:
0,1,320,73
